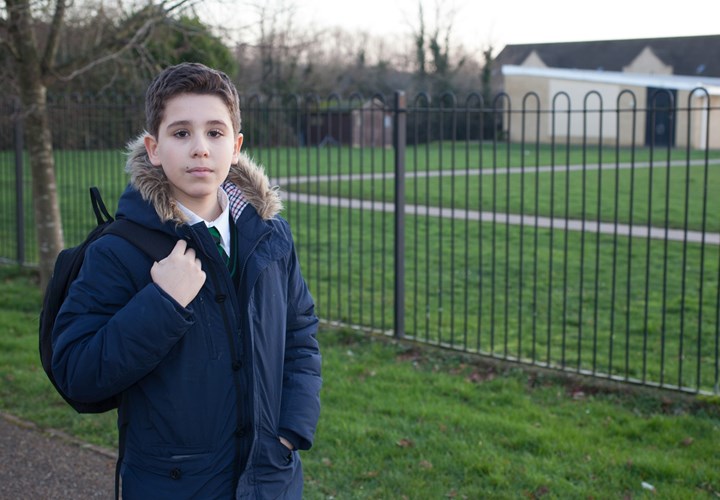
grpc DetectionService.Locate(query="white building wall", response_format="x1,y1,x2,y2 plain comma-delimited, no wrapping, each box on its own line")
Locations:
501,66,720,150
548,80,620,140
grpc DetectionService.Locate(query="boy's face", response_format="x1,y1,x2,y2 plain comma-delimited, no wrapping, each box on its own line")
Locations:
144,93,243,217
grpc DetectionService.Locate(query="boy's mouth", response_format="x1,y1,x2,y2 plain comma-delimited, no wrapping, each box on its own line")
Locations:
186,166,215,178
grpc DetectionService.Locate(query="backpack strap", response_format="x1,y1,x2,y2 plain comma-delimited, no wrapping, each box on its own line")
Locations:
115,393,128,500
103,218,177,262
90,186,114,225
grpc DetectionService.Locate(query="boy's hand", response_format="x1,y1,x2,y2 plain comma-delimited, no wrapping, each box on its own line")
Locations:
151,240,206,308
279,436,294,451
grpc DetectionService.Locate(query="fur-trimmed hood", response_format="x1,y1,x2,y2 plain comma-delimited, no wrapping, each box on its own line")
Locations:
124,134,282,224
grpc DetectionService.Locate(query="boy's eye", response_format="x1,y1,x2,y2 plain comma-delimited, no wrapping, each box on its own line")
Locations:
173,130,189,138
208,130,224,138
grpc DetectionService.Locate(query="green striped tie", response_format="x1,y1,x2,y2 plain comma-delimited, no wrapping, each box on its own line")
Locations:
207,226,230,267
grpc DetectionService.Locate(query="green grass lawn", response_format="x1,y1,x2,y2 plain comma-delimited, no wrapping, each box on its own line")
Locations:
287,201,720,393
2,144,719,392
248,141,718,178
2,143,719,248
291,162,720,232
0,266,718,498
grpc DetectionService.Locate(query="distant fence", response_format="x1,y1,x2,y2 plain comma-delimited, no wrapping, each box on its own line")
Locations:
1,89,719,395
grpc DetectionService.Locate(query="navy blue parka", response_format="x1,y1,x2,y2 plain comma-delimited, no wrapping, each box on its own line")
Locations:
51,137,321,498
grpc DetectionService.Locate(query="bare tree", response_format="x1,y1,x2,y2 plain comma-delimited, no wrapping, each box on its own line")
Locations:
414,2,426,79
1,0,193,289
408,0,471,95
242,0,306,95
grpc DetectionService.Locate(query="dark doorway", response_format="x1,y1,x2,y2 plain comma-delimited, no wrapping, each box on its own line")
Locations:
645,87,677,147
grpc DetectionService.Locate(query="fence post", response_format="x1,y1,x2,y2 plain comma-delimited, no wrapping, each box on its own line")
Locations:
13,97,25,266
393,91,407,338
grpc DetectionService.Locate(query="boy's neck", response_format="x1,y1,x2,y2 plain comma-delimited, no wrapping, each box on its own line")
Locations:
191,202,223,222
174,191,223,222
176,188,229,225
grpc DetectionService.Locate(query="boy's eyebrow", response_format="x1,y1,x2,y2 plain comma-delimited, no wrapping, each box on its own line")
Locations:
165,119,231,129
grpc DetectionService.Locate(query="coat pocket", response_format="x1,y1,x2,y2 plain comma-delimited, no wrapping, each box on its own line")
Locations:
235,432,303,499
123,446,234,499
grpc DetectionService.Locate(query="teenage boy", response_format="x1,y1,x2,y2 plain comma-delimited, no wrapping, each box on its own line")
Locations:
51,62,321,499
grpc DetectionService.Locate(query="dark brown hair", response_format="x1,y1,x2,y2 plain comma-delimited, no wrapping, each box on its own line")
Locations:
145,62,241,137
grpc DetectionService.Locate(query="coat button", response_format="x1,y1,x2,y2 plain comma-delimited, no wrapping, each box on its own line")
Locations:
215,294,226,303
232,360,242,371
170,468,181,480
235,426,246,437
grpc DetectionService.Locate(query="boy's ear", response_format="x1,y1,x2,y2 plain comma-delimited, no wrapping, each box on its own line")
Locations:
232,133,244,164
144,134,162,167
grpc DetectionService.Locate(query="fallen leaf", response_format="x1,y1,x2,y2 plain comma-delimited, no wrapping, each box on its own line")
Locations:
397,438,414,448
466,370,495,383
641,481,656,493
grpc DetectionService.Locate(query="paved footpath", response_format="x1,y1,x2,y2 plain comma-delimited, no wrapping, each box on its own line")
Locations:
0,413,115,499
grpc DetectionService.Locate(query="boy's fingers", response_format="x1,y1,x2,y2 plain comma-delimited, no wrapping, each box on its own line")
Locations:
171,239,188,254
184,246,197,260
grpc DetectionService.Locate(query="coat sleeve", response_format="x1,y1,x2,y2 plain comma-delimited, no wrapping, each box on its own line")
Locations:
278,240,322,451
51,238,195,403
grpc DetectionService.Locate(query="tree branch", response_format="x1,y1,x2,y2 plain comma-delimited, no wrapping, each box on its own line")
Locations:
51,16,157,81
40,0,67,76
48,0,196,83
1,1,16,59
0,39,18,60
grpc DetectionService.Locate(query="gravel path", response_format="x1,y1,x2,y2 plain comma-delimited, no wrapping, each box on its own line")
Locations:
0,413,116,499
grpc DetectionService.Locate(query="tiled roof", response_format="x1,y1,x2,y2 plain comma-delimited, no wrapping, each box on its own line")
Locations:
495,35,720,77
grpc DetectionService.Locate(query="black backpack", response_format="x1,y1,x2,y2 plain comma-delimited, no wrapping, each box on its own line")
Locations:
39,187,176,414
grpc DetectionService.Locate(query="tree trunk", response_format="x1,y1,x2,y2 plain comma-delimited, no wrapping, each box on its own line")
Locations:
7,0,64,290
23,84,64,290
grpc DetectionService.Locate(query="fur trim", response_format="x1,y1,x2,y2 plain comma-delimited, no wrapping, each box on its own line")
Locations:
124,134,282,223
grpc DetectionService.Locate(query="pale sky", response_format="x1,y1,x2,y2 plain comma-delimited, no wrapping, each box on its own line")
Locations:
292,0,719,52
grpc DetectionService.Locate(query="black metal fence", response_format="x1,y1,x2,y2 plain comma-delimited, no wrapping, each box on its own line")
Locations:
1,89,719,395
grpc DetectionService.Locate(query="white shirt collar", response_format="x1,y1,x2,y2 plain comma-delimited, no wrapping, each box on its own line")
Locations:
177,189,231,255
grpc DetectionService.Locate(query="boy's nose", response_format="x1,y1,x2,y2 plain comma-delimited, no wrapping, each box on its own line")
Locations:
191,137,210,157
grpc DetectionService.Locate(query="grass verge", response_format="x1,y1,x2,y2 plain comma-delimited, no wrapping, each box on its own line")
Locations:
0,265,719,498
